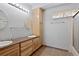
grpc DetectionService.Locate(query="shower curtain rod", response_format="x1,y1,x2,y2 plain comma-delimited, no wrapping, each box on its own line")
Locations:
73,11,79,18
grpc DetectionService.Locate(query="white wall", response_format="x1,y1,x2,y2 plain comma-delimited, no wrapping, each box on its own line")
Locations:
43,8,73,50
0,3,32,41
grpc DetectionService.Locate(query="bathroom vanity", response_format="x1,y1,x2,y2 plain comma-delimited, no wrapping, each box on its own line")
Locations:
0,36,41,56
0,8,43,56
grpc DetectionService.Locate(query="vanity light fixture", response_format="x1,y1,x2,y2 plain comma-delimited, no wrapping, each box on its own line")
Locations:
8,3,29,14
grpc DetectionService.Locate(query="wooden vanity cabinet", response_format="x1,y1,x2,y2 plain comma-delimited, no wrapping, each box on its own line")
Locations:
32,37,41,52
0,44,19,56
20,39,33,56
20,37,42,56
0,37,41,56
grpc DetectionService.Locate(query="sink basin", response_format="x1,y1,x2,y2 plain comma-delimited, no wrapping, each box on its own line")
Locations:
0,41,13,48
28,35,36,38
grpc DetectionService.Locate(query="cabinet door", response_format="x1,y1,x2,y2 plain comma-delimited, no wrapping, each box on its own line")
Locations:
32,8,43,47
32,8,42,36
21,40,33,56
38,37,42,47
0,44,19,56
33,38,41,52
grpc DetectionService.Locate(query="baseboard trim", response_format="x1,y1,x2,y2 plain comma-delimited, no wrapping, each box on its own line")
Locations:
70,46,79,56
43,45,68,52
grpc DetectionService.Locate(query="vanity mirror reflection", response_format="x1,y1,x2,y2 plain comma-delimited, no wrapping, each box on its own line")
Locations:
0,9,8,30
0,10,8,30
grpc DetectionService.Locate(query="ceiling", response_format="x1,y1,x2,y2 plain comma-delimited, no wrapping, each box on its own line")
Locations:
28,3,62,9
20,3,79,10
20,3,63,9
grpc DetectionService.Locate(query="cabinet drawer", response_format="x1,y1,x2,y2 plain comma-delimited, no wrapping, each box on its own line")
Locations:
21,46,32,56
21,40,32,48
0,44,19,56
21,43,32,51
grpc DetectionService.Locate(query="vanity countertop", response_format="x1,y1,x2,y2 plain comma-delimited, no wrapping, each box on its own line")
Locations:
0,35,39,49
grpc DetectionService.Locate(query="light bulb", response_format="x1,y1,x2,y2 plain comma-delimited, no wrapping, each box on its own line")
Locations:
22,8,29,13
19,6,23,9
15,4,20,7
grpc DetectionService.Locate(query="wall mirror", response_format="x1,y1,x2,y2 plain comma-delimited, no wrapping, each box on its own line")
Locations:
0,9,8,30
24,17,33,35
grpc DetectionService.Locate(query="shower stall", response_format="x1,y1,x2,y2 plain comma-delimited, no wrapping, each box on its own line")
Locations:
73,11,79,55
